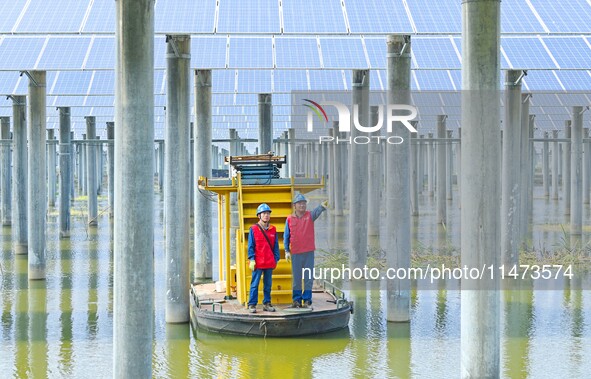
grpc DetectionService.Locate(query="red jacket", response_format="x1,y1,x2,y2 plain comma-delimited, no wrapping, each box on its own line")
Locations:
286,211,316,254
250,224,278,269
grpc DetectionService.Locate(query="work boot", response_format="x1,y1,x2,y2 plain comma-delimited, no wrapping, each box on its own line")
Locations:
291,301,301,308
248,305,257,313
303,300,313,310
263,303,276,312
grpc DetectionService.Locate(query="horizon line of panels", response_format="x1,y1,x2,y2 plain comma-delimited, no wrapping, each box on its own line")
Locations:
0,69,590,98
1,35,591,73
1,0,591,35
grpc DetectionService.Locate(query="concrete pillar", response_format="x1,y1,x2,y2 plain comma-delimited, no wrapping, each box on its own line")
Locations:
446,130,453,200
114,0,154,376
368,107,381,235
564,121,571,216
189,124,194,217
570,107,583,235
70,132,75,200
552,130,559,200
460,0,501,377
456,128,462,200
1,117,11,226
287,128,296,178
348,69,370,269
436,116,447,224
386,34,412,322
418,135,425,194
96,136,102,194
107,122,114,218
258,93,272,154
584,128,590,205
194,69,213,281
427,132,434,196
410,122,419,216
164,35,191,323
519,94,531,240
81,134,87,195
501,70,523,267
85,116,98,226
543,131,550,198
12,96,27,254
332,124,344,216
58,108,71,238
158,141,164,192
527,115,535,222
27,71,47,279
47,129,56,207
328,128,335,214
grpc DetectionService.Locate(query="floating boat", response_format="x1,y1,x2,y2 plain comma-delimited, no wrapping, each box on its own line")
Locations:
191,154,352,337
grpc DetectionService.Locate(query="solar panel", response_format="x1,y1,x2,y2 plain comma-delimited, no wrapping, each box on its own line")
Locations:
83,0,115,33
84,96,115,107
217,0,279,33
213,70,236,93
191,37,227,69
273,70,309,93
0,0,27,32
275,38,320,69
414,70,455,91
553,71,591,91
363,38,387,69
542,37,591,69
308,70,345,91
529,0,591,33
502,38,557,69
88,71,114,95
229,38,272,68
0,72,19,94
51,95,86,107
283,0,346,34
501,0,546,33
522,71,563,91
154,36,167,70
236,70,272,93
37,37,91,70
16,0,89,33
50,71,94,95
407,0,461,33
320,38,367,69
346,0,412,34
85,37,115,70
413,38,460,69
155,0,215,33
0,37,45,70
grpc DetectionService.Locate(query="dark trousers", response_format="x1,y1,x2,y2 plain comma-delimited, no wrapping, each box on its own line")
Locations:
248,268,273,305
291,251,314,303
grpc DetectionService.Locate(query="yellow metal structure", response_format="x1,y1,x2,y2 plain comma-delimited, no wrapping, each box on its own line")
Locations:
200,172,324,306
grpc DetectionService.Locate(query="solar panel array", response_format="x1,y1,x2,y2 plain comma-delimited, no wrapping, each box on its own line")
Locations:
0,0,589,138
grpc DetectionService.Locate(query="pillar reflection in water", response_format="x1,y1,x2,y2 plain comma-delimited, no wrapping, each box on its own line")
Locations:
28,280,47,378
502,278,533,378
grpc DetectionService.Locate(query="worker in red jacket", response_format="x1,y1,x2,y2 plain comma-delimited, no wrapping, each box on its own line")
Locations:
247,203,280,313
284,194,328,309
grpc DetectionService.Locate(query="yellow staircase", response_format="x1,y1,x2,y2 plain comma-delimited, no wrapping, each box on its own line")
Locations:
236,176,294,305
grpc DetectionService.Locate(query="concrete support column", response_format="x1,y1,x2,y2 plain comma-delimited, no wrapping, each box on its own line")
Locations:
85,117,98,226
564,122,571,216
570,107,583,235
386,34,412,322
368,106,381,235
552,130,559,200
332,124,344,216
164,35,191,323
47,129,56,207
114,0,154,376
418,135,425,193
460,0,501,377
58,108,71,238
81,134,87,195
584,128,590,205
519,94,531,240
527,115,535,222
410,124,419,217
348,69,370,269
27,71,47,280
446,130,453,200
543,131,550,198
427,132,434,196
194,69,213,281
12,96,27,254
258,93,272,154
107,122,114,218
436,116,447,224
501,70,523,267
70,132,75,200
158,141,164,192
0,118,11,226
456,128,462,200
328,128,335,213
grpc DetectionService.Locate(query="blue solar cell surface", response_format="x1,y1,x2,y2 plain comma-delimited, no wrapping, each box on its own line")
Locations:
346,0,412,34
407,0,461,33
50,71,94,94
413,38,460,69
16,0,89,33
321,38,367,69
155,0,216,33
0,37,46,70
283,0,346,33
542,38,591,69
522,71,563,91
273,70,308,92
88,71,114,95
213,70,237,93
414,70,455,91
529,0,591,33
275,38,320,69
236,70,272,93
0,0,28,32
218,0,279,33
501,38,557,69
85,37,115,70
363,38,386,69
37,38,91,70
501,0,546,33
553,71,591,91
229,38,272,68
308,70,345,91
83,0,115,33
191,38,227,69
